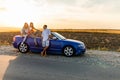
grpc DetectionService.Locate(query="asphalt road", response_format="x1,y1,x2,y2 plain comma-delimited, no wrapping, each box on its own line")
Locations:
1,54,120,80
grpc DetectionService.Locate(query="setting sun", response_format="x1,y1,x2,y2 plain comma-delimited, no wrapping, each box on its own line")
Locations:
0,0,46,27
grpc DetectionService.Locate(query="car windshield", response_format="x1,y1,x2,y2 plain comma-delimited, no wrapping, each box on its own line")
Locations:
52,32,66,40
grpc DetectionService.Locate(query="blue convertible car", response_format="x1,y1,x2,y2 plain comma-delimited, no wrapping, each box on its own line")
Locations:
13,32,86,57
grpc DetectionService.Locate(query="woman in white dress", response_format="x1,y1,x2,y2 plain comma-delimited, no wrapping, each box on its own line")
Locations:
21,22,30,43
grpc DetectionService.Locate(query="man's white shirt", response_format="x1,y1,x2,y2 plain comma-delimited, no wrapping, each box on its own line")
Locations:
42,29,51,41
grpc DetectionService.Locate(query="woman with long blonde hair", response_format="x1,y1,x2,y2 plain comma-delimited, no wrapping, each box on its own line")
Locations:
21,22,30,44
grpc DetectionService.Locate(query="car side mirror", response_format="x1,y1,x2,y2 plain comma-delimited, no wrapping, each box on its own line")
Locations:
52,37,57,40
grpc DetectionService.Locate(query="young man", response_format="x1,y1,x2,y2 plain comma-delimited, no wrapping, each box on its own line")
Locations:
41,25,51,56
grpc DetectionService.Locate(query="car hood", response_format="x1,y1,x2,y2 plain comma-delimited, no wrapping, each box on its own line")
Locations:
65,39,84,44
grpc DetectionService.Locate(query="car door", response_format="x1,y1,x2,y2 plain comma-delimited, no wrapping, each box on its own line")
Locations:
27,37,42,52
48,39,62,53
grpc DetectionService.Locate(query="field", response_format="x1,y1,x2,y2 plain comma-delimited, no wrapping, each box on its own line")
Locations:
0,27,20,32
0,29,120,51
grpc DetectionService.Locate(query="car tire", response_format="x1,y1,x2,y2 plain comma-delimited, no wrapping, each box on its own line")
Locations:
18,42,29,53
63,46,75,57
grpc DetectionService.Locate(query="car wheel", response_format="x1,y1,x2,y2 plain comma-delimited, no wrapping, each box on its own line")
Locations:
18,43,29,53
63,46,75,57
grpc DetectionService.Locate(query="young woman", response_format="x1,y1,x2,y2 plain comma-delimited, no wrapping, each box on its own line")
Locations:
29,22,41,47
21,22,30,43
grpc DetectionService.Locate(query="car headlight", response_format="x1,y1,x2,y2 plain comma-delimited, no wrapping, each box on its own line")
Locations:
78,44,85,48
78,44,83,47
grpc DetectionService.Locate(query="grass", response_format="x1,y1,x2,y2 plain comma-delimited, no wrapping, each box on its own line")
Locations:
51,29,120,34
0,29,120,52
117,48,120,52
97,47,109,51
0,32,20,46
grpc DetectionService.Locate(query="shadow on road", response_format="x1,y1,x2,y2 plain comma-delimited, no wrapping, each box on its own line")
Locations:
1,46,120,80
2,52,120,80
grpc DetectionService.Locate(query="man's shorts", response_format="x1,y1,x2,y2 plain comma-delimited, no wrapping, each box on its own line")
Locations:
42,40,50,47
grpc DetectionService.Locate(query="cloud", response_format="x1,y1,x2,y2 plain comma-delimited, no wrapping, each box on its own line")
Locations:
0,0,120,29
0,7,6,11
46,0,76,5
80,0,120,14
82,0,110,7
25,0,47,7
58,0,120,21
0,0,7,11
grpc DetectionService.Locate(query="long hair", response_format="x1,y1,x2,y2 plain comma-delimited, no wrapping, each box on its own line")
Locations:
23,22,29,29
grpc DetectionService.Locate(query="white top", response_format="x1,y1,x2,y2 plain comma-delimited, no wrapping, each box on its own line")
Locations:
42,29,51,41
21,27,30,35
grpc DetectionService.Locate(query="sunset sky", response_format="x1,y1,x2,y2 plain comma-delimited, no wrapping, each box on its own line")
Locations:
0,0,120,29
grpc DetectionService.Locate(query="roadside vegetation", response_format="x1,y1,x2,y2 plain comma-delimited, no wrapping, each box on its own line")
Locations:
0,29,120,52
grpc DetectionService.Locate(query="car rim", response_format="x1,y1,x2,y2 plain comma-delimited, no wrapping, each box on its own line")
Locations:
19,43,28,52
64,46,74,56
